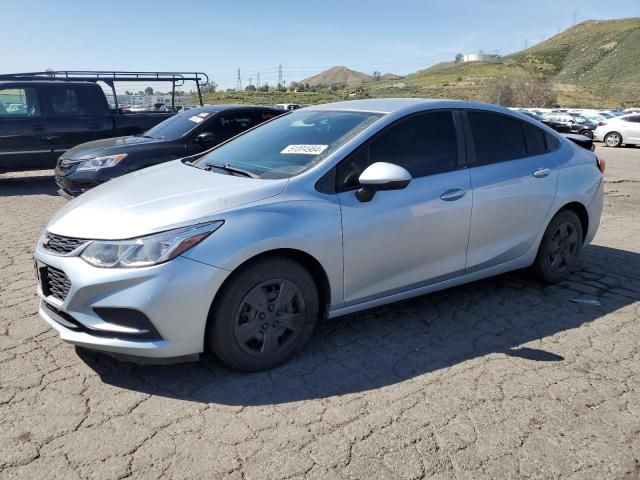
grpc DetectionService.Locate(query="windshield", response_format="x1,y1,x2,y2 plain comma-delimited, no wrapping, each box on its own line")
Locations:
194,109,382,179
144,108,212,140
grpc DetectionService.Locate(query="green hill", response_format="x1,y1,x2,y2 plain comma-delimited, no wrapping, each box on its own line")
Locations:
399,18,640,107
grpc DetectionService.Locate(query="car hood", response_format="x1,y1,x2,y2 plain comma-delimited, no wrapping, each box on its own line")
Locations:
62,136,163,160
47,161,288,239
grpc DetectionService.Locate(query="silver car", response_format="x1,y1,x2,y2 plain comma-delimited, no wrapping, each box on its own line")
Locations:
34,99,605,371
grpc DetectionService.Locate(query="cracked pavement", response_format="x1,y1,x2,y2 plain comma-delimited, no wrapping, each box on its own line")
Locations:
1,145,639,479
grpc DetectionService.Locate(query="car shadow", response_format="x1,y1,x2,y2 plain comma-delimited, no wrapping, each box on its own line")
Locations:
78,244,639,406
0,172,59,197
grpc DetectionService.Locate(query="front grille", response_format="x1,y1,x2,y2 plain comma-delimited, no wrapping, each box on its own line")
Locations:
44,266,71,301
43,233,86,254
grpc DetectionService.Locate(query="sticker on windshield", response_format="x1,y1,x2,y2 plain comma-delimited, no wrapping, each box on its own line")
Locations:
281,144,328,155
189,115,204,123
197,112,209,118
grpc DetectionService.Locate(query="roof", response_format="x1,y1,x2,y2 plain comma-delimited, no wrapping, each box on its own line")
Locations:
304,98,506,114
187,104,281,113
0,80,99,87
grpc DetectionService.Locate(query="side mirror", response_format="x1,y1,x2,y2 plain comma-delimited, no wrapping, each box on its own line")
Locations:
195,132,216,149
356,162,412,202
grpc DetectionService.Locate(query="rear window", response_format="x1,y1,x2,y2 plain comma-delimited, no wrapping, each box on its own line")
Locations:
144,108,212,140
0,87,40,117
47,86,108,116
468,111,527,165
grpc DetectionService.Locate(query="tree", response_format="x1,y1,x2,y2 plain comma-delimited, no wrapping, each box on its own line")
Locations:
201,82,218,94
124,90,133,95
144,86,154,95
245,85,257,92
372,71,381,81
455,53,464,62
258,83,270,92
482,68,555,107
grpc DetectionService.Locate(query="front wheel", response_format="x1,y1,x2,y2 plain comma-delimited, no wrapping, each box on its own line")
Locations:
532,210,583,283
580,129,594,139
604,132,622,147
206,257,319,371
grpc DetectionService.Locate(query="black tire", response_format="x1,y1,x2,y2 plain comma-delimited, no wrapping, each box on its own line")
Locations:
206,256,319,371
604,131,622,147
579,129,594,139
532,210,584,283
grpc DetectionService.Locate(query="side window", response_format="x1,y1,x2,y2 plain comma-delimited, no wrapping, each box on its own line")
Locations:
336,111,458,189
522,122,547,156
468,111,527,165
47,86,107,116
217,112,255,140
0,87,41,117
629,115,640,123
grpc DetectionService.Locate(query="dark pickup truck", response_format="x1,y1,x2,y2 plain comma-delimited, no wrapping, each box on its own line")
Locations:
0,80,176,172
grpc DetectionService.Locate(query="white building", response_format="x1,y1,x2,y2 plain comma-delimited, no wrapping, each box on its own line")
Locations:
116,94,192,107
462,51,501,63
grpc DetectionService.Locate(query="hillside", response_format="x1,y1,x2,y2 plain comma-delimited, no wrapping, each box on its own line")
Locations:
401,18,640,106
300,66,370,86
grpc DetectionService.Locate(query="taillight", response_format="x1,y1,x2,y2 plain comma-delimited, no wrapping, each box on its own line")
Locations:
596,156,606,174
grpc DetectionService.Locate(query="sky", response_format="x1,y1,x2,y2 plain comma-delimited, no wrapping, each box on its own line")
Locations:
2,0,638,91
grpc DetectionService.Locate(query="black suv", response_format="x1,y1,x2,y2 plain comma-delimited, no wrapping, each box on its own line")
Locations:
55,105,283,197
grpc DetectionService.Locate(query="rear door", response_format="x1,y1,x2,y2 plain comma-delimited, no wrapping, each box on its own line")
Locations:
622,115,640,142
0,85,52,170
463,110,558,273
43,84,113,157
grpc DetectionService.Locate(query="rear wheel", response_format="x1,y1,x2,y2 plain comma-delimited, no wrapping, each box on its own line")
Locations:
206,257,319,371
604,131,622,147
532,210,583,283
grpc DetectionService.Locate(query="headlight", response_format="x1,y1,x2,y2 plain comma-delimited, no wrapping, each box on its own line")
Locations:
80,221,223,268
76,154,128,171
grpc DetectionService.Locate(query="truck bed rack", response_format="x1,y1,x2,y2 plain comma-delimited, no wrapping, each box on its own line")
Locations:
0,70,210,107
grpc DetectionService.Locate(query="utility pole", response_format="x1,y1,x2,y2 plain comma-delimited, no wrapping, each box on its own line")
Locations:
236,68,242,91
524,39,528,50
278,64,283,88
257,72,260,89
248,77,253,89
572,9,577,26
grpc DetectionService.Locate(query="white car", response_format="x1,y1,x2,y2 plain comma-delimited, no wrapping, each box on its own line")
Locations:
593,114,640,147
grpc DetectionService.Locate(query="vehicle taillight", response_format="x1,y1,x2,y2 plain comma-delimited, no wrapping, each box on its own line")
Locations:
598,121,607,126
596,156,606,174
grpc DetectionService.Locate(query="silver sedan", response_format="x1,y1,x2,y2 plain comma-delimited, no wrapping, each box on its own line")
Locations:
34,99,605,371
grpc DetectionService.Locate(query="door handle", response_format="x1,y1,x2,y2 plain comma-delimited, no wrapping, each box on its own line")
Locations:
32,124,45,131
533,168,551,178
440,188,466,201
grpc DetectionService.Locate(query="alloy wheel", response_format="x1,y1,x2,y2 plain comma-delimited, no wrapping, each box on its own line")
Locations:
606,133,620,147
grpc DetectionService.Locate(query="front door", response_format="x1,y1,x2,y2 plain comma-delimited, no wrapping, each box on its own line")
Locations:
337,111,472,305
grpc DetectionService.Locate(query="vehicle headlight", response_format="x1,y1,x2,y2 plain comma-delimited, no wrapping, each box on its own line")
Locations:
80,221,223,268
76,154,128,171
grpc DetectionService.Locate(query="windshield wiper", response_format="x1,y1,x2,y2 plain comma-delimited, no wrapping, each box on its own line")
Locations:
202,163,259,179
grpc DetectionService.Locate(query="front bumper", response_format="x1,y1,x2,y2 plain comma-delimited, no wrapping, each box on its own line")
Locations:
33,247,230,359
54,165,124,198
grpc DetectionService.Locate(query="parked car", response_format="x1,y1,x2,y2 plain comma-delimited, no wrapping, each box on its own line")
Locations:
55,105,283,197
541,112,594,137
34,99,604,371
521,111,571,133
0,80,175,172
593,114,640,147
